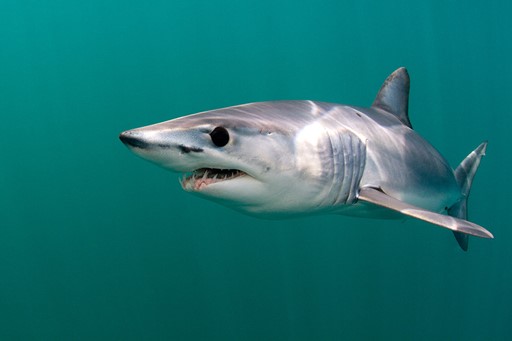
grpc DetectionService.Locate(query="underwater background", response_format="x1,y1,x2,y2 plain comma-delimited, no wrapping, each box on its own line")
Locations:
1,0,511,339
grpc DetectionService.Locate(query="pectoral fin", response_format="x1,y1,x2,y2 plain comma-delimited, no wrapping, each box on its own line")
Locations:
357,187,493,239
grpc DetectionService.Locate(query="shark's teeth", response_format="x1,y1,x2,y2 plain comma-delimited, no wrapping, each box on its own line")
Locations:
180,168,246,190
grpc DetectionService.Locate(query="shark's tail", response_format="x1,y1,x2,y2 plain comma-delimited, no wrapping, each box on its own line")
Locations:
448,141,488,251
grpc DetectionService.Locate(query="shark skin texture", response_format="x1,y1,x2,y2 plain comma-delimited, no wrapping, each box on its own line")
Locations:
120,68,491,250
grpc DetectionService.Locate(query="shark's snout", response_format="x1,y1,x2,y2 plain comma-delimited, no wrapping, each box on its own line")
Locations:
119,131,149,149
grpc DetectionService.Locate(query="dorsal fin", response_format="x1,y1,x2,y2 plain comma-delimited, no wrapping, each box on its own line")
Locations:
372,67,412,128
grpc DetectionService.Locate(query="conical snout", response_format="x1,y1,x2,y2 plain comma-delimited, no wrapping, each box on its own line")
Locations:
119,130,149,149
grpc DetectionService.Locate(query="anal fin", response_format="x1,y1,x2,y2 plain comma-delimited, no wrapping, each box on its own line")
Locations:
357,187,493,239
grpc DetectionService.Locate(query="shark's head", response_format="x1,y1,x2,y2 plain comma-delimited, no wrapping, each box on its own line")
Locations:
120,101,359,216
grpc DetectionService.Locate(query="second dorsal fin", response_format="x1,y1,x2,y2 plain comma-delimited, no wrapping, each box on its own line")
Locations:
372,67,412,128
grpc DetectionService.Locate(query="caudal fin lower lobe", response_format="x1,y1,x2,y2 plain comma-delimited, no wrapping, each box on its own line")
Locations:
448,142,488,251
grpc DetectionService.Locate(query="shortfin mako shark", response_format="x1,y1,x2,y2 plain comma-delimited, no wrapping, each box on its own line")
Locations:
120,68,492,250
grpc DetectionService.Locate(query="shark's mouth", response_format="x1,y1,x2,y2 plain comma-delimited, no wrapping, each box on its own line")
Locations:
179,168,247,191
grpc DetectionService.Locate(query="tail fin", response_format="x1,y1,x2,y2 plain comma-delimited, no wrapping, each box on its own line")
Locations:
448,142,488,251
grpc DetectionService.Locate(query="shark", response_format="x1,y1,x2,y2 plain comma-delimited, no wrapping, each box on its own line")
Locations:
119,67,492,250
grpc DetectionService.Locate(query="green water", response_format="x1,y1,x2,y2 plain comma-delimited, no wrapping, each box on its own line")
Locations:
1,0,511,339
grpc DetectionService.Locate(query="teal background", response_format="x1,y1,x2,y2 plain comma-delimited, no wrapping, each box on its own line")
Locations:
1,0,511,339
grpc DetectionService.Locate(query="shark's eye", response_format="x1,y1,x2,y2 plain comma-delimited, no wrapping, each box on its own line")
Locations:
210,126,230,147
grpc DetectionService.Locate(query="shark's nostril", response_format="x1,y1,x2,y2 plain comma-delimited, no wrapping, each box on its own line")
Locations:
119,131,149,149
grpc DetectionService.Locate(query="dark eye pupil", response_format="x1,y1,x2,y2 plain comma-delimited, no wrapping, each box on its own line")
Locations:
210,126,229,147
